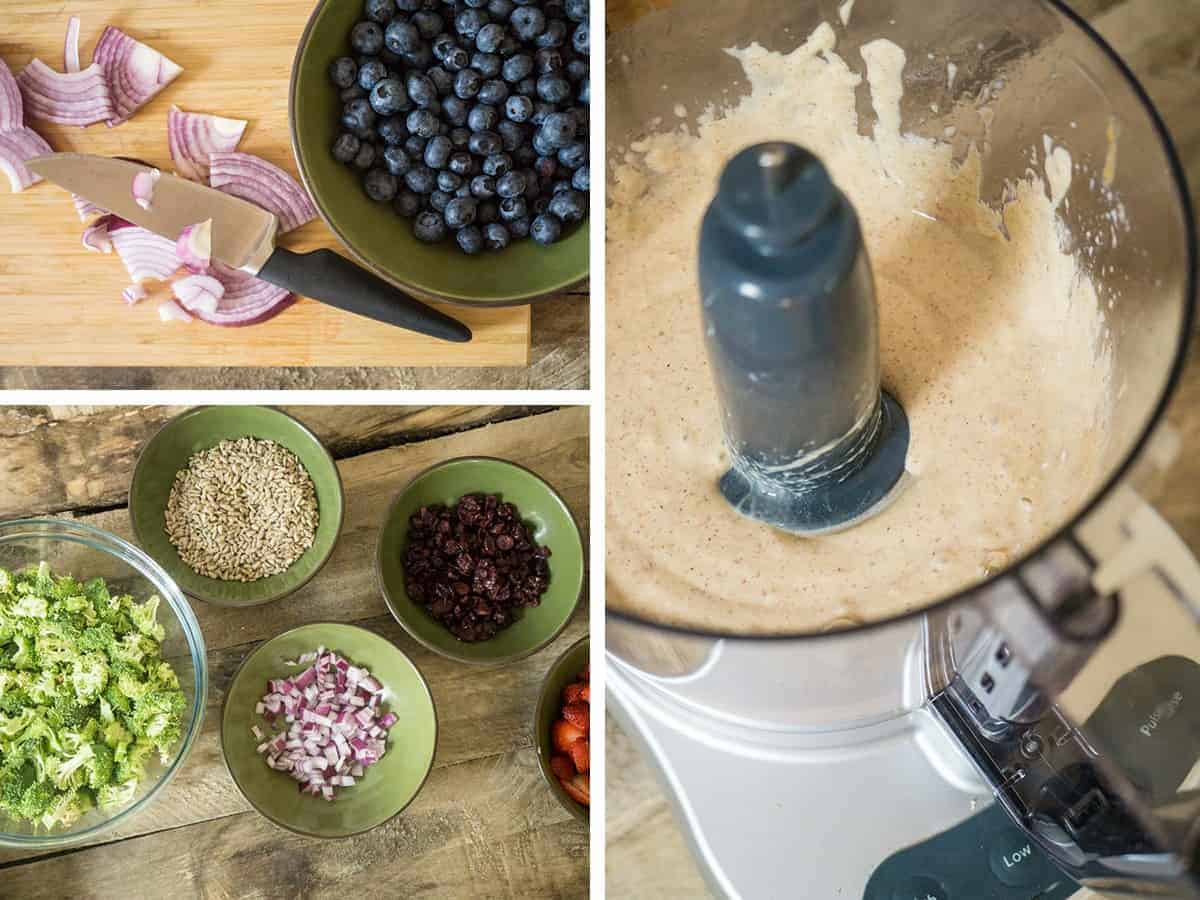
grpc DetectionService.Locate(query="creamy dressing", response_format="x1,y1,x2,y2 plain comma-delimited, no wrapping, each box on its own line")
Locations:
607,25,1113,635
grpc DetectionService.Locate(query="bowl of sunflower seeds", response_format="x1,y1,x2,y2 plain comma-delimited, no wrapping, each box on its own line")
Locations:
129,406,345,607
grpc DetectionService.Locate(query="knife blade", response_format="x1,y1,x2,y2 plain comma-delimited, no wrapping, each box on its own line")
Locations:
27,153,472,343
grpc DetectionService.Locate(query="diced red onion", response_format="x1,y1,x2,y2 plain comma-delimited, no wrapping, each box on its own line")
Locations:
64,17,82,74
0,127,53,193
131,168,160,210
167,106,247,182
0,59,22,133
110,224,180,284
172,274,224,315
157,299,191,322
16,59,114,127
175,219,212,272
73,194,106,222
92,26,182,126
122,283,146,305
208,151,316,234
82,217,114,254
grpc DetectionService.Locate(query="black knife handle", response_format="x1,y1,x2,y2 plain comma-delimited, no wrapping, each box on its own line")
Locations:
257,247,472,343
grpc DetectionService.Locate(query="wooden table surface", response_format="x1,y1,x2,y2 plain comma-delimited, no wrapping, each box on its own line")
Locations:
605,0,1200,896
0,405,590,899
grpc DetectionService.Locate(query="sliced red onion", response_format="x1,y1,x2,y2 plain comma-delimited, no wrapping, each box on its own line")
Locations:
73,194,106,222
209,152,316,233
193,261,293,327
64,17,82,74
131,168,160,210
0,127,52,193
110,224,180,284
175,219,212,272
157,299,191,322
172,273,224,315
122,283,147,305
0,59,21,133
93,26,182,126
82,216,115,253
16,59,114,127
167,106,247,182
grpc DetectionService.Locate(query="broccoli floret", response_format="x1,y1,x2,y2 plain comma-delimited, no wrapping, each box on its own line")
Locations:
100,718,131,752
85,743,114,791
70,653,109,705
13,780,55,822
109,633,157,669
96,778,137,810
115,739,156,784
102,681,132,717
9,593,47,621
131,690,185,757
0,708,35,739
40,788,91,829
10,634,37,670
75,623,116,657
130,596,166,643
47,743,94,791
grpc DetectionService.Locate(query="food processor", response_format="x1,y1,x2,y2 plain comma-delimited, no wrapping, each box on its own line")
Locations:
607,1,1200,897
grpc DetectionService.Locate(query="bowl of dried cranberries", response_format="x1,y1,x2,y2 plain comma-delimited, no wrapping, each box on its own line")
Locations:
534,635,589,822
376,456,585,666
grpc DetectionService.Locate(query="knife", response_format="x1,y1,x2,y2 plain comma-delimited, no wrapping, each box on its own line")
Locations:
27,153,472,343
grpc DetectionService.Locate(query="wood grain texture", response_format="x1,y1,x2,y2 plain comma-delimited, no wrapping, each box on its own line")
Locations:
0,1,590,377
0,407,590,898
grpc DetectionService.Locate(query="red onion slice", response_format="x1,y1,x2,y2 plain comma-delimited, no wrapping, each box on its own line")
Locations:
16,59,114,127
122,283,147,305
172,273,224,315
0,59,23,133
0,127,52,193
64,16,82,74
110,225,180,284
209,152,316,234
175,219,212,272
157,299,192,322
92,26,182,126
131,168,160,210
73,194,106,222
167,106,247,182
195,261,293,326
82,216,115,253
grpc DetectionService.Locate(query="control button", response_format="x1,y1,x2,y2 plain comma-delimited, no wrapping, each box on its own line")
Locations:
890,876,948,900
987,832,1044,887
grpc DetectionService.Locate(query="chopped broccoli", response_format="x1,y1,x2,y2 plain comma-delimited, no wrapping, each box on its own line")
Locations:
0,564,186,831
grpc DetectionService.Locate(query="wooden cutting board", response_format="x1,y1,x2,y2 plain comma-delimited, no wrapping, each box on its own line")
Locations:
0,1,530,367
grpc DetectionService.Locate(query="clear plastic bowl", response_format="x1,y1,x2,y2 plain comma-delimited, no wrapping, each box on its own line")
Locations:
0,519,207,848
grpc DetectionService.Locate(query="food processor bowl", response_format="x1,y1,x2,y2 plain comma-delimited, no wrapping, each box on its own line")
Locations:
608,0,1198,895
0,519,208,849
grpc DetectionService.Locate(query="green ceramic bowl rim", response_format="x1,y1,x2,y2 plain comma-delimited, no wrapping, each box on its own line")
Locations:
218,621,439,840
375,455,585,667
128,406,346,608
287,2,589,309
533,634,589,823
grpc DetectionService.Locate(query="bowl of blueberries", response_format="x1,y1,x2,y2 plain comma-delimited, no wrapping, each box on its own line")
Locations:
290,0,590,306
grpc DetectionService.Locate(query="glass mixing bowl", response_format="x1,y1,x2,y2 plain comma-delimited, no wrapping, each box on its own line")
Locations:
0,519,207,848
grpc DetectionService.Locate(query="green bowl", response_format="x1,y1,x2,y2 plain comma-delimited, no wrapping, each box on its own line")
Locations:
376,456,585,666
221,622,437,838
129,406,345,607
534,635,589,823
289,1,589,307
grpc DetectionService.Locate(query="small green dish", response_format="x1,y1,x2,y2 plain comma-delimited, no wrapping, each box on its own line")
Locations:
129,406,345,607
376,457,585,666
221,623,437,839
534,635,589,823
289,0,589,307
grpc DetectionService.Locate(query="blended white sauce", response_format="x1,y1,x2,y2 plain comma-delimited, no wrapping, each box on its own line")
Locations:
607,25,1113,635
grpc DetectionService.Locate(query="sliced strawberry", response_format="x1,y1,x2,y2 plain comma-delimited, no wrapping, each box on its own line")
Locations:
563,682,586,704
562,701,589,731
550,753,576,781
561,773,590,806
567,737,589,773
552,718,585,753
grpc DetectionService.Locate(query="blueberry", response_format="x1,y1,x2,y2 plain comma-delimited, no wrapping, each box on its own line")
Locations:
380,47,404,68
478,200,500,224
488,0,515,15
365,0,395,24
508,215,531,238
448,152,475,176
496,170,527,199
535,48,564,75
342,97,376,133
432,34,459,62
475,23,505,54
363,168,398,202
413,211,447,242
404,135,428,158
505,94,534,123
450,127,472,148
383,145,412,176
510,7,546,40
532,128,557,157
572,22,589,55
558,141,586,170
516,76,537,98
423,135,452,169
437,171,463,192
553,178,573,194
535,155,559,179
457,9,490,38
378,115,408,145
393,189,422,218
549,188,586,222
565,0,588,22
428,66,455,97
444,196,478,228
430,189,451,212
536,20,568,49
454,68,483,100
467,104,500,133
571,165,589,192
468,130,502,156
470,175,497,199
443,47,471,72
404,165,437,194
497,119,525,151
499,195,528,221
530,214,561,245
472,52,502,78
403,42,433,69
395,0,420,10
340,84,367,102
538,75,571,104
441,96,469,127
531,102,555,127
477,79,508,106
329,56,358,89
384,19,420,54
483,222,511,250
412,10,444,39
541,111,577,147
502,54,534,84
578,77,590,104
566,58,588,83
482,153,513,177
351,20,385,55
353,142,377,171
370,77,409,116
513,144,538,166
522,170,541,199
456,225,485,255
332,132,361,163
407,73,436,108
497,34,521,58
406,108,439,138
